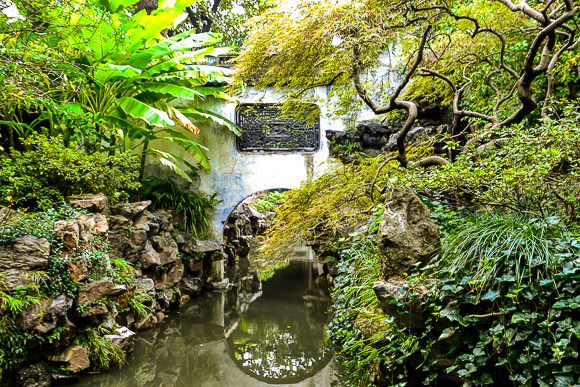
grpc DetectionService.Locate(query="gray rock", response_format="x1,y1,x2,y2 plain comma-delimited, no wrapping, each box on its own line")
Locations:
78,303,108,317
373,280,434,329
133,212,150,232
139,241,161,269
150,232,178,265
150,210,172,232
48,295,73,317
18,362,51,387
105,327,136,353
76,280,115,306
154,260,184,290
0,235,50,270
0,268,36,291
180,276,202,295
16,301,43,330
109,284,127,297
180,234,223,255
48,345,91,373
406,126,430,145
377,187,441,279
239,203,263,219
135,278,155,298
107,215,133,231
67,193,109,215
110,201,151,219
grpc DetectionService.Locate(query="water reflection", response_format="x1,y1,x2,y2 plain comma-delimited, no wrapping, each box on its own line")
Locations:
226,261,333,384
77,253,341,387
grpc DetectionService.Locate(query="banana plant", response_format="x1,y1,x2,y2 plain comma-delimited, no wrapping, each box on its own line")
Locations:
61,0,241,182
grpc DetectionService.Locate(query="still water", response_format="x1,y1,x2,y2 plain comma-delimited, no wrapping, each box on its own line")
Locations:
78,257,344,387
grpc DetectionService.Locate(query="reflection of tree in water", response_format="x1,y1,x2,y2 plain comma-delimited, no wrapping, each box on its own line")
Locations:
228,316,333,382
226,261,334,384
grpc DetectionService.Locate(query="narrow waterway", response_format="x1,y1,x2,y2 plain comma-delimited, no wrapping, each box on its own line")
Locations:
78,254,344,387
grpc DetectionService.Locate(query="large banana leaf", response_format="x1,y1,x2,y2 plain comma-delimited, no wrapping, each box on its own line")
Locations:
143,149,200,183
94,63,142,83
139,82,205,100
118,97,175,127
124,30,195,70
181,107,242,135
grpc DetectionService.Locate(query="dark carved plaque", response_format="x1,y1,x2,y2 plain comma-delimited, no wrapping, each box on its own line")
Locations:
235,104,320,152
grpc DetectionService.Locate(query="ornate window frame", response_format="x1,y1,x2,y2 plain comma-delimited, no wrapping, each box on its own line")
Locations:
235,104,320,153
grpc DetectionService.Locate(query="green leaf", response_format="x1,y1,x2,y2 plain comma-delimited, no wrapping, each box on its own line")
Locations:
481,289,500,301
118,97,174,127
439,327,456,340
93,64,142,83
181,107,241,135
138,82,205,100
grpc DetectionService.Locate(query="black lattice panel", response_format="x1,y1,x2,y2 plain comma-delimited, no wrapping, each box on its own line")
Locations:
236,104,320,152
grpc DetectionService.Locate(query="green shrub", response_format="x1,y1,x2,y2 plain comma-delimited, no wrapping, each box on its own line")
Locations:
75,326,127,371
403,104,580,222
254,190,286,213
140,178,218,237
0,134,140,209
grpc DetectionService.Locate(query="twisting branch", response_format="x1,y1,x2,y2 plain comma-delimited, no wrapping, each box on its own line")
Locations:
352,25,448,169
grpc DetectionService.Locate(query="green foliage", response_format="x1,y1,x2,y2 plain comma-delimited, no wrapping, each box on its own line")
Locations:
46,249,77,298
253,190,285,214
140,178,218,237
260,145,432,262
0,322,67,372
440,212,572,297
108,258,137,287
400,104,580,222
0,205,81,244
181,0,274,50
75,326,127,371
129,293,153,319
1,0,241,183
412,213,580,386
329,208,580,386
0,134,140,209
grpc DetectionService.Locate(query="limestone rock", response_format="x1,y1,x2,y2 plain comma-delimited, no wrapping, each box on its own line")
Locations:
0,269,36,291
180,276,202,295
76,279,115,306
110,201,151,220
139,241,161,269
108,215,133,231
377,187,441,279
156,288,174,310
150,210,172,232
67,258,91,282
48,295,73,317
150,232,178,265
49,345,90,373
178,233,223,255
0,235,50,270
109,284,127,297
54,219,80,250
105,326,136,353
154,260,184,290
16,301,43,330
135,278,155,298
78,303,108,317
134,312,158,331
373,280,434,329
18,362,51,387
133,212,150,232
67,193,109,215
187,257,204,273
